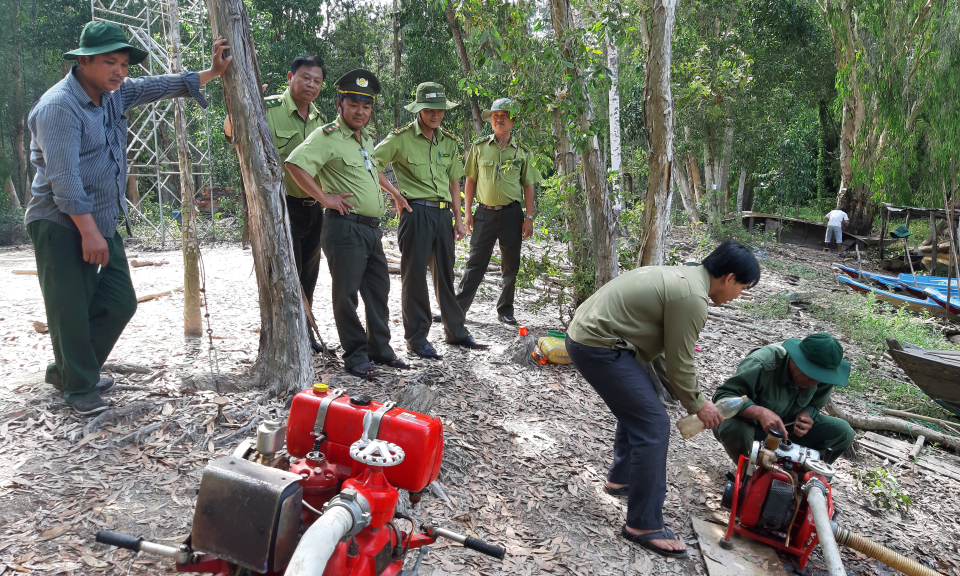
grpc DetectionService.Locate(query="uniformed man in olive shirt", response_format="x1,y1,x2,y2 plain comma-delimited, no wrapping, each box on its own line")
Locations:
374,82,488,359
712,333,854,464
565,242,761,557
456,98,541,325
285,70,407,379
224,54,328,353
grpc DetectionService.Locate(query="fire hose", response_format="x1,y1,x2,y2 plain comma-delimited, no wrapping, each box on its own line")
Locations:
285,504,357,576
805,480,941,576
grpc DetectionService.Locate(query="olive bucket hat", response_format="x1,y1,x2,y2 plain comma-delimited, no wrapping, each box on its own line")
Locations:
482,97,515,121
782,332,851,386
64,21,148,66
404,82,458,113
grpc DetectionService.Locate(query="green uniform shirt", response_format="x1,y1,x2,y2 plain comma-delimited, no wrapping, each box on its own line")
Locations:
285,116,385,218
713,343,833,422
264,89,325,199
373,121,465,202
567,265,712,412
464,134,542,206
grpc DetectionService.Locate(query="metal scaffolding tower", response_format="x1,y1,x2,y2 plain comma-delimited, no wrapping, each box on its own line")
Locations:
91,0,217,246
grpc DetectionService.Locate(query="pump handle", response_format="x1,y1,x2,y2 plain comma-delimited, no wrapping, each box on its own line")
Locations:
463,536,506,559
96,530,143,552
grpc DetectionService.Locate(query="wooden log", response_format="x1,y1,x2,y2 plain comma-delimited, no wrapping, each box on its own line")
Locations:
880,408,960,433
137,286,184,303
910,435,925,458
826,401,960,452
13,270,37,275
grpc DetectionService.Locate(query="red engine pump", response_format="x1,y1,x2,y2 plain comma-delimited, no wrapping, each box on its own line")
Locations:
93,384,505,576
720,429,836,571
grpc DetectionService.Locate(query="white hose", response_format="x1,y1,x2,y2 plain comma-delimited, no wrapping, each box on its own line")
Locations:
806,486,846,576
285,505,355,576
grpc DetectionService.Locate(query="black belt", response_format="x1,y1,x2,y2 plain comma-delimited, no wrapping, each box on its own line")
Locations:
288,196,317,206
410,199,449,209
325,209,381,227
478,202,518,211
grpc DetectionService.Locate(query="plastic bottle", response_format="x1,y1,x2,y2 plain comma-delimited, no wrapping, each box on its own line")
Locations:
676,395,748,439
532,346,548,365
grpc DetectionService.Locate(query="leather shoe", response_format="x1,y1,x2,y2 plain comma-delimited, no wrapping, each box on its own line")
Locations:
408,342,443,359
310,337,335,354
432,314,442,323
449,335,489,350
498,315,518,325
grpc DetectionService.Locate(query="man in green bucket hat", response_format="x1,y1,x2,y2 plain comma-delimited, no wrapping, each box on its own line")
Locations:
455,97,541,325
712,333,855,464
24,20,231,416
374,82,488,359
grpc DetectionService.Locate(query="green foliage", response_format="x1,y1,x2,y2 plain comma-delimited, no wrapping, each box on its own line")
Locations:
737,291,791,319
851,468,912,511
0,205,28,246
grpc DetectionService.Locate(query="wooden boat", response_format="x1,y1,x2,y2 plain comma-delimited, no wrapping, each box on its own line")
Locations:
837,276,944,314
834,264,913,293
887,338,960,419
730,212,870,251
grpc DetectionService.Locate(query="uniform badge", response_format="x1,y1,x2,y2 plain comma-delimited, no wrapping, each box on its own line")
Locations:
357,77,369,88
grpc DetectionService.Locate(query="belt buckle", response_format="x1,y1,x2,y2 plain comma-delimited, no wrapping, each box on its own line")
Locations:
303,199,316,206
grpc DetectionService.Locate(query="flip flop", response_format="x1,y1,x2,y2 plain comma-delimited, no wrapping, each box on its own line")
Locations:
620,526,688,558
603,484,629,497
347,362,380,380
370,355,411,370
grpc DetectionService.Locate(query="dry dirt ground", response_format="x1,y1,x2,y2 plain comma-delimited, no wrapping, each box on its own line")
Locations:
1,227,959,576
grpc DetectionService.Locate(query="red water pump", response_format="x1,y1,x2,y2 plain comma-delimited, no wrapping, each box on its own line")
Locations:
94,384,505,576
720,429,838,571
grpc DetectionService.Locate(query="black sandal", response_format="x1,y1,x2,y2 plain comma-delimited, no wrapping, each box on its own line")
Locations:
370,355,410,370
620,526,688,558
348,362,380,380
603,484,629,497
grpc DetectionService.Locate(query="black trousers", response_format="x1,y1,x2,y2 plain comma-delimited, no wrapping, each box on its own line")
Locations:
286,195,325,306
320,216,395,369
397,204,470,346
566,337,670,531
456,202,522,317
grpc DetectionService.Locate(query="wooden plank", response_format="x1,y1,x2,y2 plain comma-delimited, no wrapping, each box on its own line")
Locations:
691,517,787,576
859,432,960,481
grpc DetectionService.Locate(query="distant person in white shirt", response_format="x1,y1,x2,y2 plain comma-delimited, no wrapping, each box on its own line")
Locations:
824,209,849,256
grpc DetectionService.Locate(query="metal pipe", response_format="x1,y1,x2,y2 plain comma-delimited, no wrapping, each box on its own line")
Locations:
285,505,354,576
804,481,846,576
836,526,941,576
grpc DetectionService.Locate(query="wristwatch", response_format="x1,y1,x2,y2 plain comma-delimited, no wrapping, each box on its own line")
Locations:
524,214,534,222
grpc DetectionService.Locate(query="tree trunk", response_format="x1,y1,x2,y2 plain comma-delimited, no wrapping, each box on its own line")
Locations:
550,0,618,289
126,166,140,205
207,0,312,395
166,0,202,338
638,0,678,267
719,116,734,215
673,161,699,223
445,0,484,136
607,34,623,213
392,0,403,128
736,167,747,215
5,176,19,209
10,0,28,203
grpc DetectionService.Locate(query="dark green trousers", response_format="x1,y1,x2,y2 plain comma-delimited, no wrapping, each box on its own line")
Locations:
713,414,855,464
28,220,137,402
398,204,469,347
286,195,324,306
456,202,523,316
320,215,395,369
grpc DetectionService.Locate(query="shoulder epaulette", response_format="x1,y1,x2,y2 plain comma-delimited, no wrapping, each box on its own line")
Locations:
264,95,283,109
473,136,488,145
440,127,458,141
322,122,340,135
391,124,413,135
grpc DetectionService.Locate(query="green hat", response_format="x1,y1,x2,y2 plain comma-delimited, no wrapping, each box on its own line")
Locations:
889,225,913,239
782,333,850,387
405,82,458,113
63,21,148,66
335,69,381,103
482,98,515,121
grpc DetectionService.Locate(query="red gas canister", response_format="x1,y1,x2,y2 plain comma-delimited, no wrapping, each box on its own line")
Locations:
286,385,443,493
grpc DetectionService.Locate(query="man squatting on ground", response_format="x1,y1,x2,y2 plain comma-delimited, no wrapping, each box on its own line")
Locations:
23,21,231,416
564,242,762,557
285,70,408,380
712,332,855,464
224,55,331,354
374,82,489,361
455,98,541,326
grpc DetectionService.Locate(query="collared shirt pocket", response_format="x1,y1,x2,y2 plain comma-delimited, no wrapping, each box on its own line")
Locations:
478,159,497,180
274,129,302,156
405,156,432,181
501,159,522,184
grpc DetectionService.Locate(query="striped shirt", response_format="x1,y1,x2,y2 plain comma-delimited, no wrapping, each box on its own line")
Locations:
24,67,208,238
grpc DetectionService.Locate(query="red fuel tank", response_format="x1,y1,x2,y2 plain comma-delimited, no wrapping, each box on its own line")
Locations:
286,386,443,493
